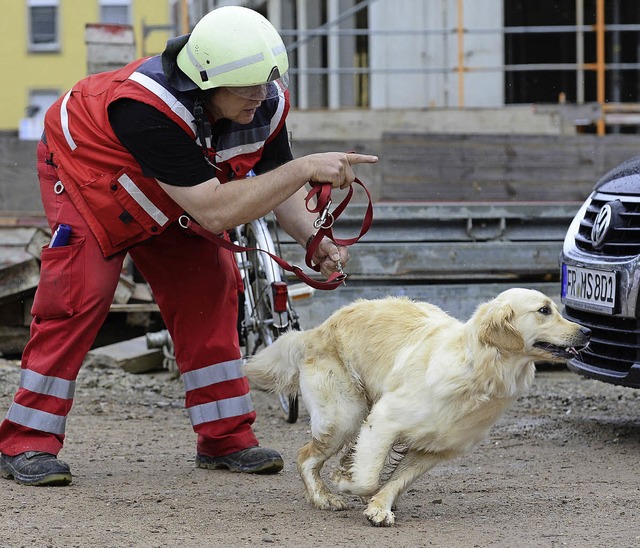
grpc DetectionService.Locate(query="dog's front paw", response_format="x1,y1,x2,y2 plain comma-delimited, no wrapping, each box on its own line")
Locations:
364,503,395,527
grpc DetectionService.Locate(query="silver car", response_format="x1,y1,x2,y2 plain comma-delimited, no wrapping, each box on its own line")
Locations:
560,156,640,389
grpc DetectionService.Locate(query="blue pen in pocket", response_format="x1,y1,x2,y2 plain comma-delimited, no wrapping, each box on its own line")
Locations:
50,224,71,247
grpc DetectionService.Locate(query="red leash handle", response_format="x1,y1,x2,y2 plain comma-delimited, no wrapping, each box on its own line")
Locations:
181,217,347,290
304,177,373,272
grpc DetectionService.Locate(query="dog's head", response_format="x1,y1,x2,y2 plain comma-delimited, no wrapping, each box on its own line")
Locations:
473,288,590,362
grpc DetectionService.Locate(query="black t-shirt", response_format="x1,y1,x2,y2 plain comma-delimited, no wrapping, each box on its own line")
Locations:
107,98,293,187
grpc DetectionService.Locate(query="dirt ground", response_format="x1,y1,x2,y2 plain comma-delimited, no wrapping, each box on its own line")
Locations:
0,356,638,548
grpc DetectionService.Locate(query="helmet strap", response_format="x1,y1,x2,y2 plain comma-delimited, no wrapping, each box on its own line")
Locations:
193,98,220,170
193,98,212,148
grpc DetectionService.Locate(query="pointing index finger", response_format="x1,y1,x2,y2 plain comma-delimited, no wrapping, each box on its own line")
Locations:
346,153,379,165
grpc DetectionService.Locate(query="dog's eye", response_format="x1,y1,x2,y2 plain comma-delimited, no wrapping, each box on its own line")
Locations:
538,305,551,315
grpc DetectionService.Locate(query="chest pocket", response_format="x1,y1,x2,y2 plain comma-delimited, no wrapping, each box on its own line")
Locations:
80,168,170,247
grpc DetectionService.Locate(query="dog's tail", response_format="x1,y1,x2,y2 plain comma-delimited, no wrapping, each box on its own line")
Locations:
243,329,307,396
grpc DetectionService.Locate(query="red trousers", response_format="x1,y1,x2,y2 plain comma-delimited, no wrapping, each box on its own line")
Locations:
0,140,259,458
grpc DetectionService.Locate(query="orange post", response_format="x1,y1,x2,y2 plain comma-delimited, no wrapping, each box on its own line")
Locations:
596,0,605,135
457,0,464,107
182,0,189,34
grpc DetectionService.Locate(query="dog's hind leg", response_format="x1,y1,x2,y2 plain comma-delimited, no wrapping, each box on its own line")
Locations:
364,450,442,527
297,436,349,511
297,356,367,511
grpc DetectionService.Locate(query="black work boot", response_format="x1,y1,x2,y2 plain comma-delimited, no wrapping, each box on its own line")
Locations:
196,446,283,474
0,451,72,486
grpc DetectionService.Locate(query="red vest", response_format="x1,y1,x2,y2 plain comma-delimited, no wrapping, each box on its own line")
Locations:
44,56,289,258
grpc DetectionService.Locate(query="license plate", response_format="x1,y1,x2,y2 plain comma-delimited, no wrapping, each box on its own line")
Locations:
561,264,617,313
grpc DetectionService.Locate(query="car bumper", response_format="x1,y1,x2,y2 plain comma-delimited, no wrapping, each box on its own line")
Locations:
560,245,640,388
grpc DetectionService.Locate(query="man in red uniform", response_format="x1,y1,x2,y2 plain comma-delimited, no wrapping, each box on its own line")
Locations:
0,6,377,486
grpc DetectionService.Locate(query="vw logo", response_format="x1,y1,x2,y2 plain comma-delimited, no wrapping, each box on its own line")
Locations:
591,204,612,249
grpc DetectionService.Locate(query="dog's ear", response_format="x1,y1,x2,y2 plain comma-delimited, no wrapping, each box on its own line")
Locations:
476,302,524,352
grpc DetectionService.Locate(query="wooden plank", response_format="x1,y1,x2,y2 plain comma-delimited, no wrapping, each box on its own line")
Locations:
0,248,40,300
268,202,574,283
0,226,49,259
0,227,38,246
130,282,154,303
83,335,164,374
113,273,136,305
271,202,578,243
25,228,51,260
109,303,160,313
0,326,30,357
278,240,563,281
0,212,47,228
379,133,640,202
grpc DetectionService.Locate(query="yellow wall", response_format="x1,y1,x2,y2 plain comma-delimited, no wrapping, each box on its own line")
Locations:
0,0,172,131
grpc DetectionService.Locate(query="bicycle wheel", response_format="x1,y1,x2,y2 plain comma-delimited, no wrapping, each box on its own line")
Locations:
278,392,299,424
236,220,299,423
239,220,281,354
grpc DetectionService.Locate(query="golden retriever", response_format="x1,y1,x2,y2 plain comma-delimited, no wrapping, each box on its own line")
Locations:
244,288,590,526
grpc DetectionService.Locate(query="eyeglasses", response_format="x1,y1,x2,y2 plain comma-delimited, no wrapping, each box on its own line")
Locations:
226,84,270,101
225,73,289,101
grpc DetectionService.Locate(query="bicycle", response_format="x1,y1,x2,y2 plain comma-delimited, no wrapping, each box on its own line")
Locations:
233,215,314,423
147,214,312,423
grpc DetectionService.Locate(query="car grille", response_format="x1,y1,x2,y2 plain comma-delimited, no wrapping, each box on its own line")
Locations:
563,305,640,375
575,192,640,256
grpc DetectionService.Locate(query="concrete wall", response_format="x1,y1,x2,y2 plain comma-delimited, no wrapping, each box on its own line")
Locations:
0,136,40,212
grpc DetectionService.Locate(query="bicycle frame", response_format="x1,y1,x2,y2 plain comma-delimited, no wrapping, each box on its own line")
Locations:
234,217,289,335
233,216,310,423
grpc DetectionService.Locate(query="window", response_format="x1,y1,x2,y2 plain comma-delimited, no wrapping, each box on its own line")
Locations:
19,90,59,140
100,0,131,25
28,0,59,52
504,1,640,106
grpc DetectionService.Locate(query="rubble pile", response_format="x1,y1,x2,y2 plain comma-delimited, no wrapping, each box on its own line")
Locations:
0,213,165,372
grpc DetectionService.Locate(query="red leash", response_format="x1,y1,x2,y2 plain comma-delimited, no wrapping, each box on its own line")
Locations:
181,177,373,291
303,177,373,274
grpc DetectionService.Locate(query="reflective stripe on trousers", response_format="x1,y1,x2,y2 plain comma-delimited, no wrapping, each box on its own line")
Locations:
182,359,254,425
5,403,67,436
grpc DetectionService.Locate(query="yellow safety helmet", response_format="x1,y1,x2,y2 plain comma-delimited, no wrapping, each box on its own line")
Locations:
176,6,289,99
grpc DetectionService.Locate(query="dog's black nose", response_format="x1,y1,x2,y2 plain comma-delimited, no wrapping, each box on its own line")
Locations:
580,326,591,339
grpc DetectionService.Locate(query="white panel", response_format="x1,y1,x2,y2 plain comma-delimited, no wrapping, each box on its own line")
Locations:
369,0,503,109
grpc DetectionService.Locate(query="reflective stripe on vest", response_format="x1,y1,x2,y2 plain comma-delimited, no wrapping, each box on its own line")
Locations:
5,402,67,435
128,71,197,138
182,359,244,392
118,174,169,226
60,90,77,151
187,394,254,427
20,369,76,400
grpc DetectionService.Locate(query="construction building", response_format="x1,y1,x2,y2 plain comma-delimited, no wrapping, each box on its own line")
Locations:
2,0,640,138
